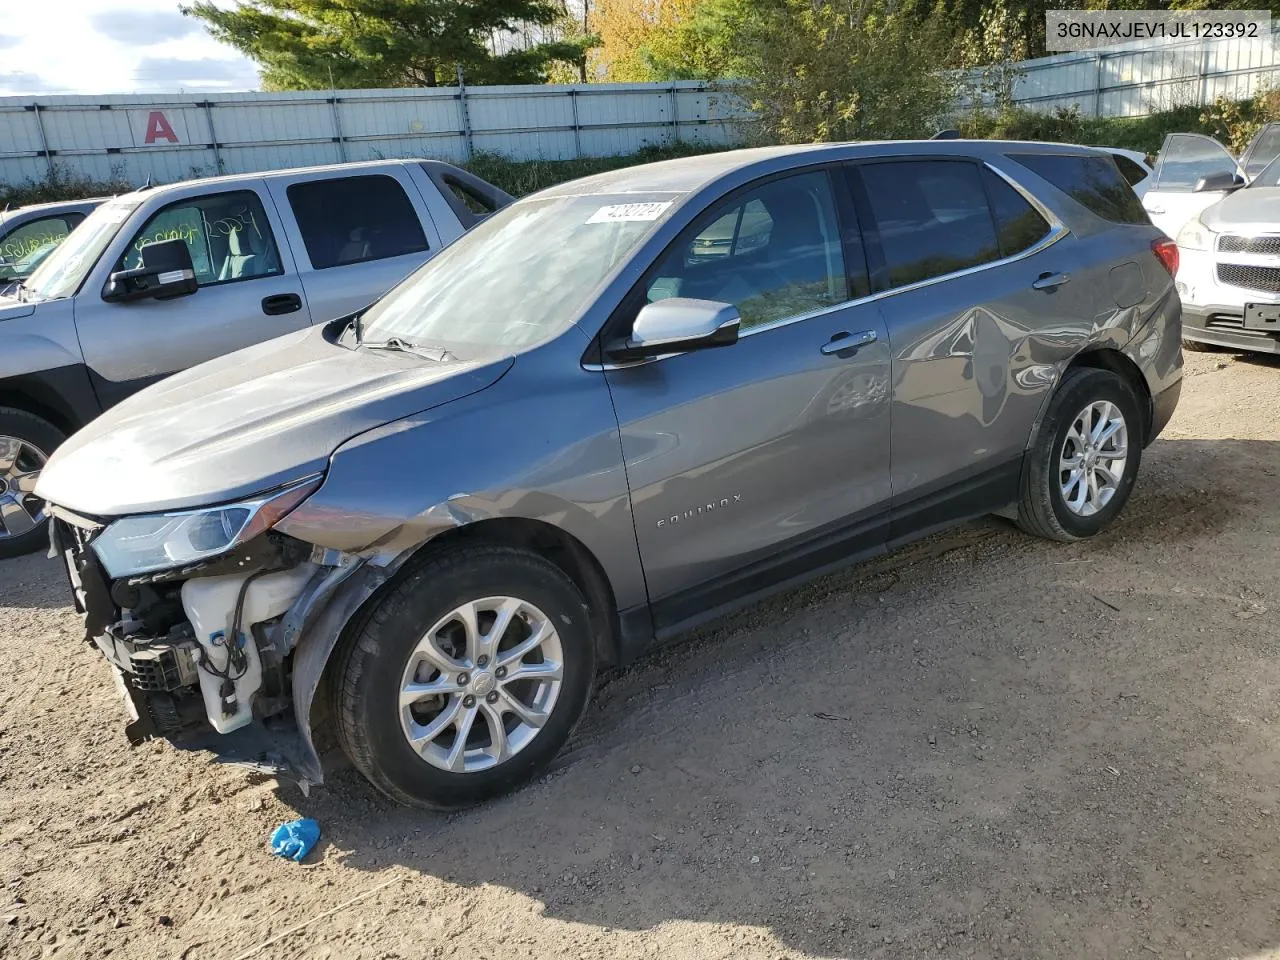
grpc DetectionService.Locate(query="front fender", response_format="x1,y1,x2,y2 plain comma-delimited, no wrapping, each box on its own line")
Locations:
282,558,399,785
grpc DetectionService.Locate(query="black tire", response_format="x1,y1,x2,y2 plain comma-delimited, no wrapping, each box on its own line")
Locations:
1015,368,1144,542
0,407,65,560
1181,336,1223,353
333,542,596,809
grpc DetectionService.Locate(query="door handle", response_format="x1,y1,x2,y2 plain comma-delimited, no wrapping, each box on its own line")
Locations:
820,329,878,357
1032,272,1071,291
1145,205,1166,215
262,293,302,316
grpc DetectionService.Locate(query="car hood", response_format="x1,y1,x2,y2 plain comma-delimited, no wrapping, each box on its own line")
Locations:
36,325,513,518
1201,187,1280,231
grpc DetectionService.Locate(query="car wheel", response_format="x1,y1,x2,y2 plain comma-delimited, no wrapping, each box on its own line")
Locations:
1015,367,1143,542
0,408,64,560
1181,336,1224,353
334,543,596,809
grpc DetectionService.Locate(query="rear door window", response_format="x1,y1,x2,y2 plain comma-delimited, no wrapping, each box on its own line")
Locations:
854,159,1001,289
983,168,1052,257
1008,152,1150,224
116,191,282,286
287,174,429,270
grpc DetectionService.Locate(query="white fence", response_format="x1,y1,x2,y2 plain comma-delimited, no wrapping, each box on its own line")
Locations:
0,81,751,188
8,29,1280,191
962,27,1280,118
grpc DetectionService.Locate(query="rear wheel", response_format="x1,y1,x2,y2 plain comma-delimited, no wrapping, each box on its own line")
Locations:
0,408,64,560
334,543,596,809
1016,368,1143,542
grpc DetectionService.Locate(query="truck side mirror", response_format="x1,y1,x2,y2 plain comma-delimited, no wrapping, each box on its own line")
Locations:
103,239,198,303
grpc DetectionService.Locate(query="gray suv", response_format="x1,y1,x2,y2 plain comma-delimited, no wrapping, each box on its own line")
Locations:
35,141,1183,809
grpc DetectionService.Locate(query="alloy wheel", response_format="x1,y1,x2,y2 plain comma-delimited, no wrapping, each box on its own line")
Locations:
398,596,564,773
0,436,48,541
1059,401,1128,518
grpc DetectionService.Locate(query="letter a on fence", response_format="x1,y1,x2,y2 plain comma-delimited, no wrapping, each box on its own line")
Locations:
144,111,179,145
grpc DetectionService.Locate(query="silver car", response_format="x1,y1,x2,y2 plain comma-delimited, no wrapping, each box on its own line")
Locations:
35,141,1183,809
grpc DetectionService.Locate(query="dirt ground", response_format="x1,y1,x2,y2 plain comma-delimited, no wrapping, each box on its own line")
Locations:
3,349,1280,960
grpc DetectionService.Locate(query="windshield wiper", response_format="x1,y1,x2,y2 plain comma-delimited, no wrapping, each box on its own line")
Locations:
358,337,455,362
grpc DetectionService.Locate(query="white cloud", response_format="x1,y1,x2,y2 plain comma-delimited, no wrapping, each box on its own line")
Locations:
0,0,259,97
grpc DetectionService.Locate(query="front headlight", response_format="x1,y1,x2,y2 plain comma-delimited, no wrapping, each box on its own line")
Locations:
1176,216,1217,251
92,475,322,578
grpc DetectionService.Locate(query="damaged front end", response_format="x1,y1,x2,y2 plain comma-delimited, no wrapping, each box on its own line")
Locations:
48,480,395,791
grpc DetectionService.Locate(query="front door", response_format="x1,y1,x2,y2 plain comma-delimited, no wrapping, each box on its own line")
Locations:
602,168,892,625
75,184,312,408
1143,133,1242,238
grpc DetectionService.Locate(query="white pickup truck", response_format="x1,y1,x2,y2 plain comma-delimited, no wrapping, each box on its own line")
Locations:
0,158,513,557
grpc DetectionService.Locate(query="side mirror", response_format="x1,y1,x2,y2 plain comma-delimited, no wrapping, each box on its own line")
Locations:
1193,170,1245,193
103,238,198,303
605,297,740,364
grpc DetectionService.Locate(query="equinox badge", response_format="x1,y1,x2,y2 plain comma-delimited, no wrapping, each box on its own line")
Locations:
657,494,742,528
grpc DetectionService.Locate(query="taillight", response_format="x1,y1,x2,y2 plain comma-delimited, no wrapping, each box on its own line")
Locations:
1152,237,1179,277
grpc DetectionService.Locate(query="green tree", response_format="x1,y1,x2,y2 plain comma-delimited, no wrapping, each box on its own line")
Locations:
182,0,593,89
712,0,958,143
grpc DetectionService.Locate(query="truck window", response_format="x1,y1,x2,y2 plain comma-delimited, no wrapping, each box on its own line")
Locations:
0,216,76,280
117,190,282,286
286,174,429,270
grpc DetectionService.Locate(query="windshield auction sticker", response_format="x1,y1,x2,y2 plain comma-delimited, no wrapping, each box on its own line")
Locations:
1046,9,1270,51
587,201,674,224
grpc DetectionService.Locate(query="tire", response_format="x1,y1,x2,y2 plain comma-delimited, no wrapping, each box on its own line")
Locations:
1015,368,1143,542
1181,336,1223,353
0,407,65,560
333,542,596,809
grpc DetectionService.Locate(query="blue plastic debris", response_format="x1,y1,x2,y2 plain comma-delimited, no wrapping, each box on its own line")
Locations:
270,818,320,862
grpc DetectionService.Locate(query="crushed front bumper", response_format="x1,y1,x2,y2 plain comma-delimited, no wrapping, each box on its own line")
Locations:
47,514,385,791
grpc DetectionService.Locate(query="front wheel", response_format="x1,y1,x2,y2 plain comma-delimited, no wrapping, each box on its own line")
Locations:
1181,336,1224,353
1016,368,1143,542
0,408,65,560
333,543,596,809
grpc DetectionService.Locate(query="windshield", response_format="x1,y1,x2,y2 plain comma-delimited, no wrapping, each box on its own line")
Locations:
358,191,681,352
24,195,141,300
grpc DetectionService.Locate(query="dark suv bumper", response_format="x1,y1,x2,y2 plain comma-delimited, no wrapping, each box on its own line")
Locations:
1182,303,1280,355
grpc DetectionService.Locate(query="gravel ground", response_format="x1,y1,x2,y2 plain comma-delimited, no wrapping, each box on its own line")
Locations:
3,350,1280,960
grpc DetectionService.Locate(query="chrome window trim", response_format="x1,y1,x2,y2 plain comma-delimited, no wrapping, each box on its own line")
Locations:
584,160,1069,372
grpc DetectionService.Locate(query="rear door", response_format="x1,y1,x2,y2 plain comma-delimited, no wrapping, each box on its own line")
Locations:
847,156,1081,535
1143,133,1242,237
268,168,443,322
74,184,312,407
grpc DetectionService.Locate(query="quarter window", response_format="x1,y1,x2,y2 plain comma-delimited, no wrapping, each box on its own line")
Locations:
857,160,1001,289
644,171,849,332
116,191,282,286
1111,154,1150,187
983,168,1052,257
287,174,429,270
1010,152,1151,224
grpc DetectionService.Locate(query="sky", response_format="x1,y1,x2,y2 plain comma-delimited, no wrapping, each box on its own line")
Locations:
0,0,260,97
